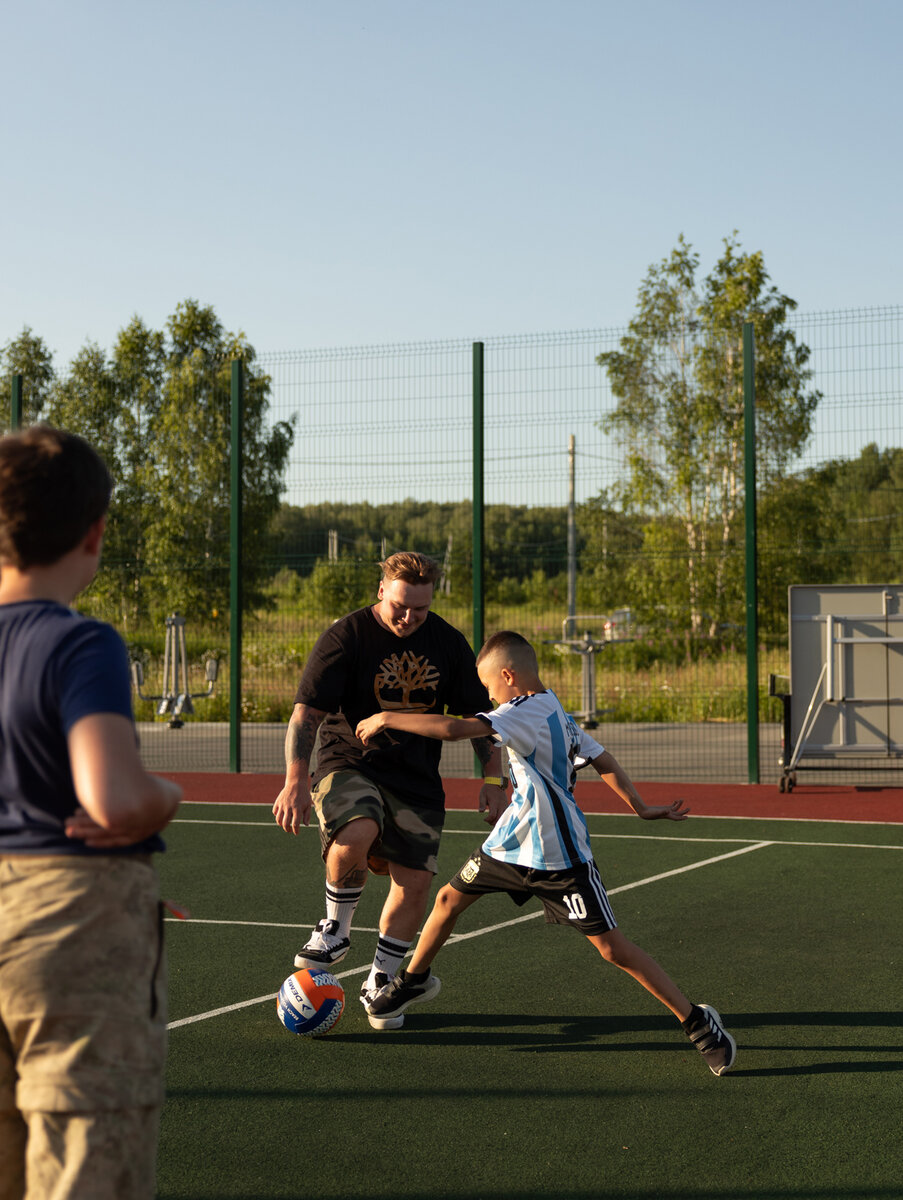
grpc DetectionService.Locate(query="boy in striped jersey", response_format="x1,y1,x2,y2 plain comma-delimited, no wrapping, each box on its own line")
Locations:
355,630,736,1076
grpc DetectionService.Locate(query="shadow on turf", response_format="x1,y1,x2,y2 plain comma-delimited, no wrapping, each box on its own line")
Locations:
332,1008,903,1075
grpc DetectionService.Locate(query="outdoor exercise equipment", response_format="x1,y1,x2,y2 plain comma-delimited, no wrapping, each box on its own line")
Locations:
131,613,218,728
549,619,610,729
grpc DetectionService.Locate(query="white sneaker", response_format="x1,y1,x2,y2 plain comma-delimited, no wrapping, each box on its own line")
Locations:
293,919,350,969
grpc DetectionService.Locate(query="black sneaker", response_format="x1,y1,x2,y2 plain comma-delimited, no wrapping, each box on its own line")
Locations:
359,971,391,1008
683,1003,737,1076
363,969,442,1031
293,919,350,969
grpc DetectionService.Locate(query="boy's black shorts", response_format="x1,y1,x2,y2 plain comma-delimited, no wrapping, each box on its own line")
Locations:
449,847,617,935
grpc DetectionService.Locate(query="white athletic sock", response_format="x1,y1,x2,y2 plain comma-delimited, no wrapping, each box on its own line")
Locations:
366,933,412,990
325,883,363,940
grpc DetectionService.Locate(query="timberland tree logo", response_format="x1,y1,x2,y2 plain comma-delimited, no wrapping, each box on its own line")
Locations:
374,652,441,711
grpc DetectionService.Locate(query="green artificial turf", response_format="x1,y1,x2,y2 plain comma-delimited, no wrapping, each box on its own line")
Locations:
156,807,903,1200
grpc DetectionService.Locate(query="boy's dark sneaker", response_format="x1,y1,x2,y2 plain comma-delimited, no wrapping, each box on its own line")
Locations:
363,969,441,1031
293,918,350,969
683,1003,737,1075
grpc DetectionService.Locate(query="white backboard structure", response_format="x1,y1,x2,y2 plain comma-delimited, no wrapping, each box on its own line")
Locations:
782,585,903,789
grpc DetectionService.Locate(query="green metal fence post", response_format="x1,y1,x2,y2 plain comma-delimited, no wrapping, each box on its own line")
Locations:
472,342,485,780
11,375,23,430
472,342,485,649
743,323,760,783
229,360,244,773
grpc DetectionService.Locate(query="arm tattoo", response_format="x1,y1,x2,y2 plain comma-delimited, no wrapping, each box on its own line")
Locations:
470,735,494,770
285,705,325,769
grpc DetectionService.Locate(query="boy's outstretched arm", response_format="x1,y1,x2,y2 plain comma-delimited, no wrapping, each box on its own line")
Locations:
356,711,488,744
590,750,690,820
357,711,507,825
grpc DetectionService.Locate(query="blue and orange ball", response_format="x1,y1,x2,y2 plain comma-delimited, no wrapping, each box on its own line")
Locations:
277,968,345,1036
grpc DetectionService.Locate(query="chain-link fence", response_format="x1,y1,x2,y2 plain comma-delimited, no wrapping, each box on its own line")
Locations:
4,306,902,783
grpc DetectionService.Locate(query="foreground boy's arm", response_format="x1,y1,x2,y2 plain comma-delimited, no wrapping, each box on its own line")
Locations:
356,712,689,821
65,712,183,847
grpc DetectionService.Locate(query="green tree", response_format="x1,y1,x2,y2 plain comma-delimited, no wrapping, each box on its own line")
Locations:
756,444,903,634
140,300,295,621
45,320,167,627
298,555,381,618
1,327,55,428
757,470,844,633
596,234,820,635
39,302,293,626
43,343,137,625
576,493,644,618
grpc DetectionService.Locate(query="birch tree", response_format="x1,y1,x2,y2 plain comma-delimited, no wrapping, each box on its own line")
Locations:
596,234,820,635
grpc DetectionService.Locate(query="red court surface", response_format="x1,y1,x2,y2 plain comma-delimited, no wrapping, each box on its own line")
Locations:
166,772,903,824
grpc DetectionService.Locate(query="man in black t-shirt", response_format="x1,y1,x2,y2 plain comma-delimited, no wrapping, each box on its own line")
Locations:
272,552,507,1023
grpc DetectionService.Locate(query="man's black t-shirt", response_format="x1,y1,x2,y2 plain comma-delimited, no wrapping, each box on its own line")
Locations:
295,606,490,809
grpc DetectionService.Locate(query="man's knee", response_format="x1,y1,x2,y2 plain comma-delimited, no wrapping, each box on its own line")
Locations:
387,863,434,903
331,816,380,848
325,817,380,877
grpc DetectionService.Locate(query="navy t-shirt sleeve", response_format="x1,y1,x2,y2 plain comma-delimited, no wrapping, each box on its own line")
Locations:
0,606,157,856
54,622,134,731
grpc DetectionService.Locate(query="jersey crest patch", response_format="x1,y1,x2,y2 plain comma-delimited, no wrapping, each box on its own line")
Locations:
459,856,481,884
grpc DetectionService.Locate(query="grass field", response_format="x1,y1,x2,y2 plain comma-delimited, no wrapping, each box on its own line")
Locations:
156,803,903,1200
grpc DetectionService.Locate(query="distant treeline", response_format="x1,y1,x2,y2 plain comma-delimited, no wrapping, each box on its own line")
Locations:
271,499,571,575
269,443,903,637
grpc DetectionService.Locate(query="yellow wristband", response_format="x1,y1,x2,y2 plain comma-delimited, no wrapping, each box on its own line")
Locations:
483,776,506,787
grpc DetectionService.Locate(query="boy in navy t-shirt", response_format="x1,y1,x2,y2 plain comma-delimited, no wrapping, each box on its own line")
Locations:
0,425,182,1198
356,630,736,1076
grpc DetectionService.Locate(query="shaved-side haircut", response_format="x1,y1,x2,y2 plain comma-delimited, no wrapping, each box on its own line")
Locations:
477,630,539,673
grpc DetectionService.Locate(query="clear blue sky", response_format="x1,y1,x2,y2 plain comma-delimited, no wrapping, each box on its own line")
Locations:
3,0,900,369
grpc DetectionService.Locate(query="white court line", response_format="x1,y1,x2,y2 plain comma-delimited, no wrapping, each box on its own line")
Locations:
164,920,381,931
174,819,282,826
176,799,903,829
590,832,903,852
166,840,772,1030
168,818,903,853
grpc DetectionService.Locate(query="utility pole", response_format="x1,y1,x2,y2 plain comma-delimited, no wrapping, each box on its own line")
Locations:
567,434,576,639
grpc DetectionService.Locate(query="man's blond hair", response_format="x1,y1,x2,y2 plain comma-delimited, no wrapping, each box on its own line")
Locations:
379,551,441,587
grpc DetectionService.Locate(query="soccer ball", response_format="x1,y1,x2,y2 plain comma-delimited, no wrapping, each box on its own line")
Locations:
277,968,345,1037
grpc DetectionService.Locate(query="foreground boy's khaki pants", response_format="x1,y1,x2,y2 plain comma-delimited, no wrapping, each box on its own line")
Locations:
0,855,166,1200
